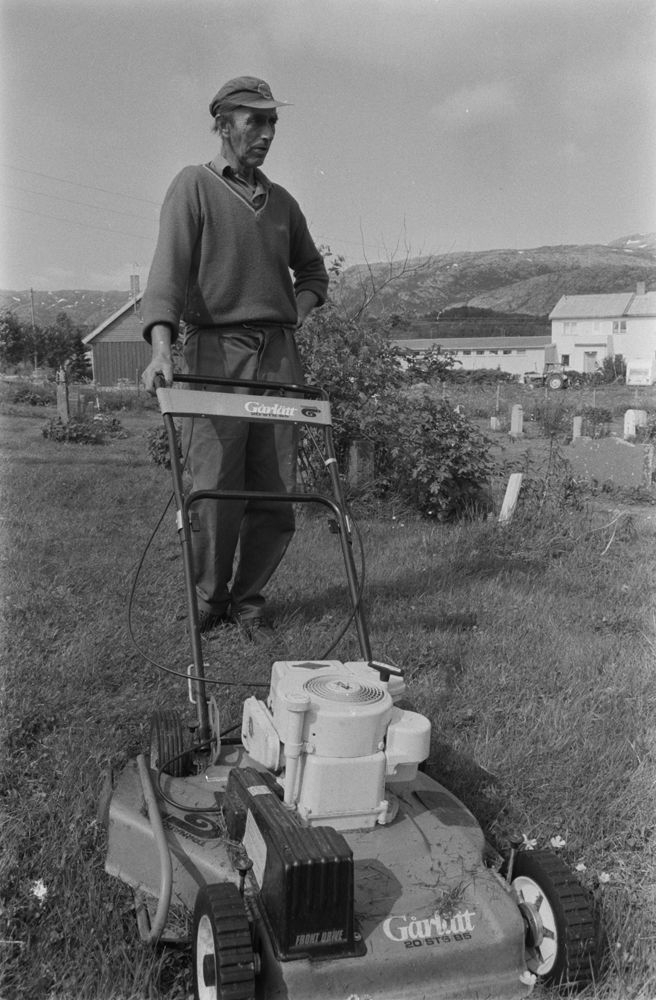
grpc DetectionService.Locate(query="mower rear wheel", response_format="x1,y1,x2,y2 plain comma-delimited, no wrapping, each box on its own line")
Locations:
511,849,595,990
547,374,565,390
192,882,256,1000
149,709,191,777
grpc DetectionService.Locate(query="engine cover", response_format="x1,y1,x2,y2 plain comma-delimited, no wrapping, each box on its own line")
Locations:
241,660,431,830
269,660,393,758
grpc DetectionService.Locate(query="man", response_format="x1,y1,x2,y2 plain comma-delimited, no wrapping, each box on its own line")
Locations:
141,76,329,638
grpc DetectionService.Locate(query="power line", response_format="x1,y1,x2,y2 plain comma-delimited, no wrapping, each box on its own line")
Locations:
0,162,161,206
0,202,156,242
2,181,157,223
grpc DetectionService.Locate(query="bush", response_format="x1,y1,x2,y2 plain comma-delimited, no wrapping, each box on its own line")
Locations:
42,418,104,444
366,391,493,518
580,405,613,438
297,307,492,518
8,382,56,406
91,414,128,438
146,424,182,468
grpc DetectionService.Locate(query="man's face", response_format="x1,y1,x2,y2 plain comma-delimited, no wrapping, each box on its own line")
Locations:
222,107,278,175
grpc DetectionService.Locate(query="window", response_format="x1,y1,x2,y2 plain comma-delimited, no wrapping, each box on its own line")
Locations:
564,321,577,334
503,349,512,355
561,354,570,365
612,320,627,335
462,349,471,355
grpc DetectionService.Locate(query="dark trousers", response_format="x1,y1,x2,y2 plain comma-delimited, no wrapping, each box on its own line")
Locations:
182,325,303,618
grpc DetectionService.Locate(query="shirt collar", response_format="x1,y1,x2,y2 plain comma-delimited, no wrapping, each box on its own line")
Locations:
210,155,271,191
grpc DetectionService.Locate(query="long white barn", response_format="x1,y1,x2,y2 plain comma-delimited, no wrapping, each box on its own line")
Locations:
394,336,550,376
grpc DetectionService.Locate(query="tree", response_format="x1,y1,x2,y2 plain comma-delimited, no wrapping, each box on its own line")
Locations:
0,311,29,368
0,309,91,378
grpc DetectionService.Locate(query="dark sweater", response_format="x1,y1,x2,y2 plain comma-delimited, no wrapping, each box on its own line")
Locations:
142,163,329,341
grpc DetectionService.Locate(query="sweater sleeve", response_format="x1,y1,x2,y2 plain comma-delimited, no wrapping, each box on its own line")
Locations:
141,168,201,343
287,197,329,306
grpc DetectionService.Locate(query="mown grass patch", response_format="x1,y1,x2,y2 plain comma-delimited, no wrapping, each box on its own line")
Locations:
1,399,655,999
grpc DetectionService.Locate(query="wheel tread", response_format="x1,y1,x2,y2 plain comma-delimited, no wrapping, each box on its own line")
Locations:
512,849,595,989
193,882,255,1000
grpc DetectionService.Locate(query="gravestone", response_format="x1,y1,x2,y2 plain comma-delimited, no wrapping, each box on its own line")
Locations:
624,409,647,440
572,415,583,440
348,438,374,486
509,404,523,437
56,368,70,424
566,437,654,489
499,473,524,523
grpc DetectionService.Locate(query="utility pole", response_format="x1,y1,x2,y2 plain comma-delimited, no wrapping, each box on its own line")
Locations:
30,288,37,371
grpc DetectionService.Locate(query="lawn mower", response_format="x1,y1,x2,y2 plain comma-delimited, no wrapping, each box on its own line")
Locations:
102,374,596,999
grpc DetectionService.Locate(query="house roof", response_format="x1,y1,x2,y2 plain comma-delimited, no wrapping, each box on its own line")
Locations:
549,291,656,320
549,294,633,320
82,293,143,345
395,336,550,353
626,291,656,316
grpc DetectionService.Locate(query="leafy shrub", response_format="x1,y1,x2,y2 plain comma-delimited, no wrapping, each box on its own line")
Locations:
297,307,492,518
42,418,104,444
146,424,182,468
366,391,493,518
523,399,572,438
91,414,128,438
635,412,656,443
9,382,56,406
580,405,612,438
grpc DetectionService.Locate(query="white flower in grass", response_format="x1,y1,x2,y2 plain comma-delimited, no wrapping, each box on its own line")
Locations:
31,879,48,903
519,970,537,988
550,835,566,849
521,834,537,850
599,872,611,884
575,862,587,872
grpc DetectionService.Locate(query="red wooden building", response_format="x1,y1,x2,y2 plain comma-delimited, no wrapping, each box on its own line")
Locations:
83,293,150,386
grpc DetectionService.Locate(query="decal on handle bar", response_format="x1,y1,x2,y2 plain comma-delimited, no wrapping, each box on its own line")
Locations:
155,387,332,426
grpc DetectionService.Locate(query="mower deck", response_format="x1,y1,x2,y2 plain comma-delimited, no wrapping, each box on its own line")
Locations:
106,748,529,1000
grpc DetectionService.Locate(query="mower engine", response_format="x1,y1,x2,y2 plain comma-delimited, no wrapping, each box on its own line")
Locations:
241,660,431,831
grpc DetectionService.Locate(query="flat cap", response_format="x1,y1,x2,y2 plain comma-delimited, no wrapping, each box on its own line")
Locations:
209,76,290,117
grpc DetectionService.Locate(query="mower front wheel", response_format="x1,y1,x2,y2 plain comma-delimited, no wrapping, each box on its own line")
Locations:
192,882,257,1000
511,849,595,990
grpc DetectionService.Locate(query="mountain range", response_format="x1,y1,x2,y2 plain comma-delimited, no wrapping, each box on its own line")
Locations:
2,233,655,333
335,233,656,321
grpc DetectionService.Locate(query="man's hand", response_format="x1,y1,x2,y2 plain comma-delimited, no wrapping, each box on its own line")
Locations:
142,325,174,394
295,290,320,329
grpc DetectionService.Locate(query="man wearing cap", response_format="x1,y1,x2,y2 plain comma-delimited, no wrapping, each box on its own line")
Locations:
141,76,329,638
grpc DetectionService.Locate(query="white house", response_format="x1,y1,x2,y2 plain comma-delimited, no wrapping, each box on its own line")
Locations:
549,284,656,382
394,336,550,376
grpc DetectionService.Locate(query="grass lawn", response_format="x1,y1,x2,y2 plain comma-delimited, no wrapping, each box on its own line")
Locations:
1,386,655,999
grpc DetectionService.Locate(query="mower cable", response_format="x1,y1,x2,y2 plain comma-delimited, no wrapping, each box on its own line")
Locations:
126,475,267,690
302,426,369,659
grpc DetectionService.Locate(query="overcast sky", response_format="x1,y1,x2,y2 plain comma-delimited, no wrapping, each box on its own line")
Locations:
2,0,655,291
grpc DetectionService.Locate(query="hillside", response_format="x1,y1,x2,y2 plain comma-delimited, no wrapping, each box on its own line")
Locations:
335,234,656,321
0,289,134,334
2,234,655,332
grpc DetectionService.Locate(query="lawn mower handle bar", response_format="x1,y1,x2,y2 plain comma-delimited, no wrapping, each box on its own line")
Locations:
157,375,379,742
168,371,329,400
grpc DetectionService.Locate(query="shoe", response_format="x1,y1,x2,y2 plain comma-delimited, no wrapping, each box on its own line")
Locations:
230,612,274,642
197,609,231,634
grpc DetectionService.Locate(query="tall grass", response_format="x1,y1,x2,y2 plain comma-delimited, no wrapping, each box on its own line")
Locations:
1,394,655,999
